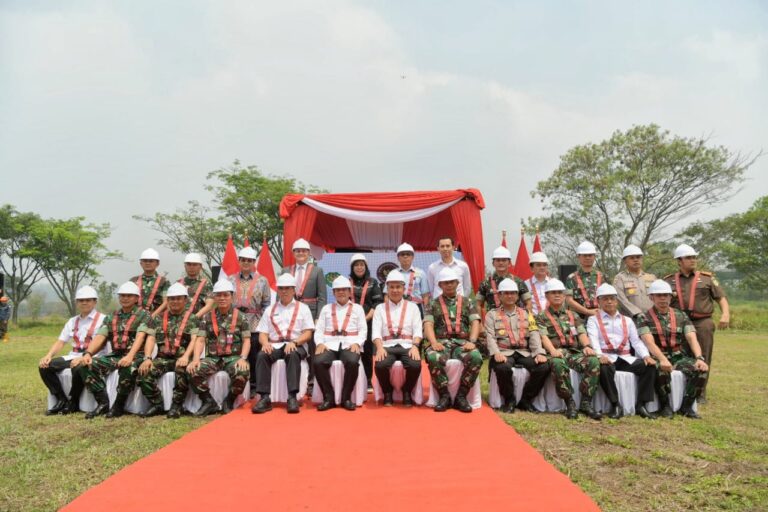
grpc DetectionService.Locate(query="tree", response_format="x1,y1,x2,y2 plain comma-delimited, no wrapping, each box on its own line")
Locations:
0,205,45,323
529,125,757,276
26,291,46,321
96,281,118,312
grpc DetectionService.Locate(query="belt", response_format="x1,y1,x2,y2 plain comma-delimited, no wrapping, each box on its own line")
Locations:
270,339,296,344
382,335,413,341
690,312,712,319
296,296,317,303
323,331,359,336
238,307,261,314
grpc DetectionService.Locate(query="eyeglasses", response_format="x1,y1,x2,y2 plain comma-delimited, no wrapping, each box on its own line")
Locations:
238,258,255,262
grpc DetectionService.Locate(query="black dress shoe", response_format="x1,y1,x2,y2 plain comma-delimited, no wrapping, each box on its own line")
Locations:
62,399,80,415
453,394,472,413
383,393,394,406
139,404,164,418
607,403,623,420
500,399,516,414
565,398,579,420
579,400,602,421
316,399,335,412
342,399,356,411
402,393,414,408
286,396,300,414
46,399,67,416
434,394,451,412
636,404,657,420
251,397,272,414
516,399,538,413
166,403,183,419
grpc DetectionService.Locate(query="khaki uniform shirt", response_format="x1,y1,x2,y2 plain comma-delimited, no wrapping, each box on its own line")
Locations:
664,271,725,319
613,270,656,317
484,307,545,357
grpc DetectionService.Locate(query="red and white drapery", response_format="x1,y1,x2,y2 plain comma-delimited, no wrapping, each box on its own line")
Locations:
279,189,486,287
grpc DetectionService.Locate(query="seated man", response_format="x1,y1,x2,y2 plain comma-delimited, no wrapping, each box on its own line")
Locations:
79,282,151,419
252,273,315,414
39,286,106,415
313,276,367,411
423,268,482,413
484,279,549,413
536,279,602,420
187,280,251,416
137,283,200,418
638,280,709,419
587,284,657,420
373,270,423,407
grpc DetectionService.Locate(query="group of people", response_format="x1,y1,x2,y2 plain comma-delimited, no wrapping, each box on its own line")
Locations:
37,236,728,421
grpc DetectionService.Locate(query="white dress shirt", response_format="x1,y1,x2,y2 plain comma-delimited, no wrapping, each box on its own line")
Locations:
372,298,423,349
427,257,472,297
256,299,315,349
526,275,550,315
314,301,367,350
587,310,650,364
57,310,108,360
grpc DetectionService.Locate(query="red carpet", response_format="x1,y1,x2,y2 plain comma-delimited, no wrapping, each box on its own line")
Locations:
63,392,599,511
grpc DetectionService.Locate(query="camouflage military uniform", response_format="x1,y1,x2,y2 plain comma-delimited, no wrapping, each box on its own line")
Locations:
178,275,213,314
0,298,11,339
191,307,250,398
424,295,483,394
138,310,200,408
637,306,707,403
565,268,605,320
536,306,600,402
131,273,170,313
80,307,151,398
477,272,531,310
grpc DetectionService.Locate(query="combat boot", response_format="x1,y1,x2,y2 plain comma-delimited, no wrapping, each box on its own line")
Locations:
166,402,183,419
579,399,602,420
195,392,220,417
220,394,236,414
565,398,579,420
46,394,68,416
607,402,623,420
62,398,80,415
106,395,127,418
453,393,472,413
139,403,164,418
434,393,452,412
679,398,701,419
516,399,538,413
85,391,110,419
658,397,674,419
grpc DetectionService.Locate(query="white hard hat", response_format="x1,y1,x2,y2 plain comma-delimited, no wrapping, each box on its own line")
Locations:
492,246,512,260
544,279,566,293
673,244,698,259
238,247,257,260
117,282,141,296
576,241,597,255
350,253,367,264
648,280,673,295
75,286,98,300
529,251,549,264
184,253,203,264
292,238,310,251
437,268,460,283
213,280,235,293
397,243,415,254
622,245,643,259
140,248,160,261
386,270,405,284
166,283,189,297
276,273,297,287
498,278,518,293
596,283,618,297
332,276,352,290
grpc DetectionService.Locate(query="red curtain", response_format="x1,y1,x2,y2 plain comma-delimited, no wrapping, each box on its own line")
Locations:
450,199,486,288
402,209,456,250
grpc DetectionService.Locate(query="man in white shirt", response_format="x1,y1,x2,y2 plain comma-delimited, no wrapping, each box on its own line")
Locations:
525,252,551,315
38,286,107,415
313,276,367,411
252,273,315,414
373,271,423,407
426,237,472,297
587,284,658,420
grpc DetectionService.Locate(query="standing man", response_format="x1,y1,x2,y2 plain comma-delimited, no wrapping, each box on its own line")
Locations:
137,283,200,418
372,271,423,407
526,252,551,315
477,246,531,312
313,276,367,411
392,243,430,315
423,268,482,413
664,244,728,402
587,284,658,420
536,279,602,420
131,248,169,317
38,286,106,415
178,253,214,319
613,245,656,321
484,279,549,413
565,241,604,320
426,237,472,298
252,273,315,414
79,282,151,419
0,290,11,343
187,280,251,417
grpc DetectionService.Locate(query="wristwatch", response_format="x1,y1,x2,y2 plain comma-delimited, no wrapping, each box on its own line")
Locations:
696,356,706,361
240,355,247,360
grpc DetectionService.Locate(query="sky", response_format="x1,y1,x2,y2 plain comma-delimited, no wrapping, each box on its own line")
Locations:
1,0,766,287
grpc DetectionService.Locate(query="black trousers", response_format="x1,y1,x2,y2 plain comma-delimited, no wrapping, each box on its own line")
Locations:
374,345,422,395
599,357,657,405
248,333,261,387
361,319,374,385
489,352,550,404
313,348,360,402
39,357,84,402
255,344,307,396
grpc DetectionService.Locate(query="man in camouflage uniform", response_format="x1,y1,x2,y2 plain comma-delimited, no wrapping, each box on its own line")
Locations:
664,244,729,401
565,241,605,321
423,268,482,413
137,283,200,418
0,291,11,343
477,246,531,314
537,278,602,420
187,279,251,416
639,279,709,419
178,253,214,319
613,245,656,321
79,281,151,419
484,278,549,413
131,248,170,317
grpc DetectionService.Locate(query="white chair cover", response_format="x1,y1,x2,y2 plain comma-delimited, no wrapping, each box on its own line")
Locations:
425,359,482,409
372,361,425,405
487,367,532,409
311,360,368,406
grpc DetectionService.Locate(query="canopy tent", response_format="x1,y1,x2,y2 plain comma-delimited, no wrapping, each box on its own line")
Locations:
279,189,486,286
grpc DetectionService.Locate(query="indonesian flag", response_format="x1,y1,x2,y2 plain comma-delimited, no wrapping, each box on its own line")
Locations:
220,234,239,280
501,230,507,248
533,231,542,253
515,235,532,280
244,234,250,248
256,235,277,291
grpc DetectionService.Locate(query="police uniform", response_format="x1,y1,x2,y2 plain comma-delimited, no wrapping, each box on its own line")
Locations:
613,270,656,319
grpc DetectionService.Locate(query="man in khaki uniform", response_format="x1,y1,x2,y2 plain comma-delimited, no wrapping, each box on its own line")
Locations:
613,244,656,321
664,244,729,401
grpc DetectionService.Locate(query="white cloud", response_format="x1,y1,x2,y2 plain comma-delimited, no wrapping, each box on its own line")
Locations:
684,30,766,82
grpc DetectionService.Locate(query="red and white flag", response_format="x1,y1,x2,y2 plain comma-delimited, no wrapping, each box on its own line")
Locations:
219,234,239,280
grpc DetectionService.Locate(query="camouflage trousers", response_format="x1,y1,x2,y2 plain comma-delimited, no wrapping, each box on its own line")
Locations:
425,340,483,395
80,352,144,398
656,352,707,403
549,349,600,402
0,319,8,337
190,355,248,398
137,356,190,407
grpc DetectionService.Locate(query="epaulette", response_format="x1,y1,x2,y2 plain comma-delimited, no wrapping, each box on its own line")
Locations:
700,271,713,277
662,273,675,280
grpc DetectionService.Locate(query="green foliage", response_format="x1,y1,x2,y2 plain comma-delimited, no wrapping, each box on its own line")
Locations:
96,281,118,313
0,205,45,323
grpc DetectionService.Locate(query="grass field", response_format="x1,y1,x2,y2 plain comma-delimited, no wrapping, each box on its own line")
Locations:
1,322,766,511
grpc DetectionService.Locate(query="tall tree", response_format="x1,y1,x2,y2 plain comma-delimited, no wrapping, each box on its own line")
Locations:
0,205,45,323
